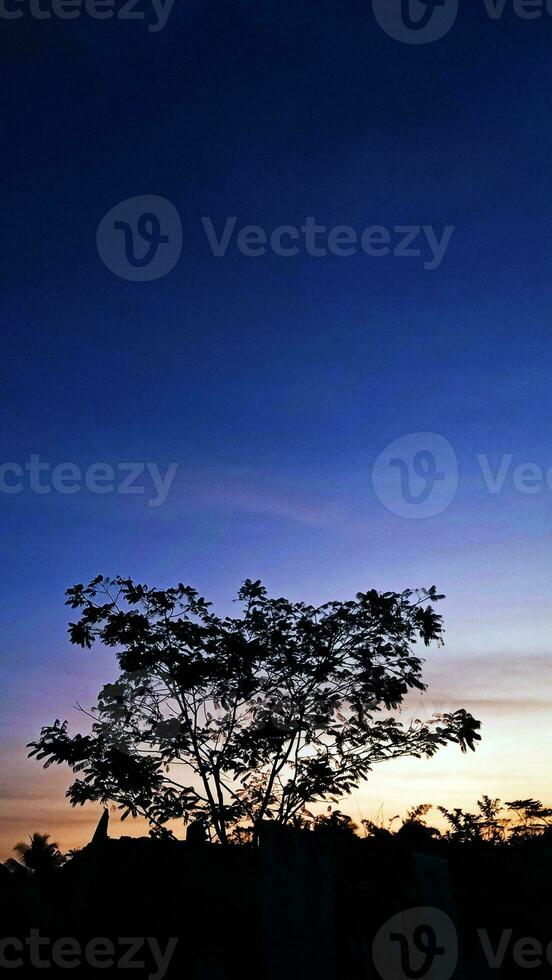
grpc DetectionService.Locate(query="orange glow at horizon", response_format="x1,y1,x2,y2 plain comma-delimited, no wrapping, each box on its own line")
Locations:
2,664,550,861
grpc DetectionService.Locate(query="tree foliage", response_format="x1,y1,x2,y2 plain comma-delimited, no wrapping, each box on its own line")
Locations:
363,799,552,846
29,576,481,844
12,833,65,874
435,797,552,844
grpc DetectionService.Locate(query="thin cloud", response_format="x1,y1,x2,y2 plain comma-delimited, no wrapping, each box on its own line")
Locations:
184,468,342,527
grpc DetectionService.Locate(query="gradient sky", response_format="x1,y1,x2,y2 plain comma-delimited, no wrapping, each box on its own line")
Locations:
2,0,552,859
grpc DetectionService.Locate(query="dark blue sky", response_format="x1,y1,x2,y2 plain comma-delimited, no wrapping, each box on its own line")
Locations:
2,0,552,852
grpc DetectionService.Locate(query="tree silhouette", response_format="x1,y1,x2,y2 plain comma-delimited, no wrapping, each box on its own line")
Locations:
29,576,481,844
12,833,65,874
506,799,552,839
439,797,502,844
311,808,359,838
437,796,545,844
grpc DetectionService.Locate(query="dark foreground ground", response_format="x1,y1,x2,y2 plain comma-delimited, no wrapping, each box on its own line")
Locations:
2,824,552,979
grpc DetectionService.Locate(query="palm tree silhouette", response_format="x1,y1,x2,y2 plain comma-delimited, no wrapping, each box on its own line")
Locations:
13,833,64,874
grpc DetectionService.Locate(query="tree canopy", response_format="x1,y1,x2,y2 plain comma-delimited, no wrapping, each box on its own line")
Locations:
29,576,481,844
12,833,65,874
